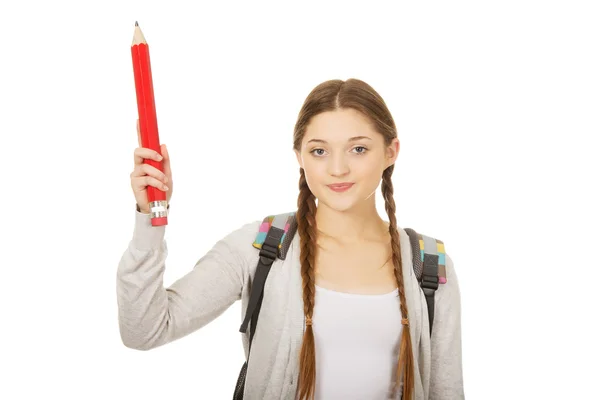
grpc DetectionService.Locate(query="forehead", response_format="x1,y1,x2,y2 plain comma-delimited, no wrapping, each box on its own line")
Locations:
304,108,379,144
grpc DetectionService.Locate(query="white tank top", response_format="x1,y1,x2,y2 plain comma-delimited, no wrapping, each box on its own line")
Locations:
310,284,404,400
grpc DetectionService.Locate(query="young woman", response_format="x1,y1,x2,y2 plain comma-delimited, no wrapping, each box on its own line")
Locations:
117,78,464,400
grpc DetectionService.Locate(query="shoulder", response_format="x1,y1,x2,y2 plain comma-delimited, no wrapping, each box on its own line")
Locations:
436,252,461,302
217,219,263,256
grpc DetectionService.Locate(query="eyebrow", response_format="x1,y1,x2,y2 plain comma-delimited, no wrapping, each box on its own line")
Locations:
306,136,373,144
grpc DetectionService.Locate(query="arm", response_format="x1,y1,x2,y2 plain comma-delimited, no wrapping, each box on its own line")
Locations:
116,208,256,350
429,253,465,399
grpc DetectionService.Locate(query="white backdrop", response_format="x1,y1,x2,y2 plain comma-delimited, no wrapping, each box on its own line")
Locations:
1,0,598,399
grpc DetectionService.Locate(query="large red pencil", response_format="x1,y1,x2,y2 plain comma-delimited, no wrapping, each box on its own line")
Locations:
131,21,168,226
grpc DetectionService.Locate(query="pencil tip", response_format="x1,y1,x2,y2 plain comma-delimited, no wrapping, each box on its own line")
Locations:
135,21,138,27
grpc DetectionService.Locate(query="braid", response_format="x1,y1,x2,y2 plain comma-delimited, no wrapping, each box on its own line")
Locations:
296,167,318,400
382,165,415,400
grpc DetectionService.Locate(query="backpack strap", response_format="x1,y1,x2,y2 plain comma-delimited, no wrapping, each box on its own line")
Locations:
234,212,298,400
252,212,297,260
240,216,445,341
404,228,447,336
239,212,297,344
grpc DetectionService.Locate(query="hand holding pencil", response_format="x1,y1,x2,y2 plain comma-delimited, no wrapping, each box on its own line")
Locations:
131,21,169,225
130,119,173,215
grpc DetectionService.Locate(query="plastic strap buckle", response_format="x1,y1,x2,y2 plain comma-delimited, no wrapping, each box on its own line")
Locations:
420,253,439,290
258,228,283,262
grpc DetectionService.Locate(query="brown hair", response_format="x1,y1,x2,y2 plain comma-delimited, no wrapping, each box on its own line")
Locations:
292,78,414,400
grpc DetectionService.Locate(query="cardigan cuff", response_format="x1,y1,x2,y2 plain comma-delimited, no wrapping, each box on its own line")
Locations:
132,203,170,250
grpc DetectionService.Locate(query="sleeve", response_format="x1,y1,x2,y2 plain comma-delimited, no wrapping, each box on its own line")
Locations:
428,253,465,399
116,208,256,351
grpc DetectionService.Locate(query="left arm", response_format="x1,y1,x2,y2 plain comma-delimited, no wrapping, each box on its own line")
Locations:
429,253,465,399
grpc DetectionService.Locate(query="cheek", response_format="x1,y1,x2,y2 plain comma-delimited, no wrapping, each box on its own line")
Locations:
302,162,326,192
302,156,326,173
351,159,384,182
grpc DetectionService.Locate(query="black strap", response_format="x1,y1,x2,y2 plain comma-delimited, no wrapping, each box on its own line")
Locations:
233,224,286,400
238,225,285,352
420,253,439,336
249,291,264,346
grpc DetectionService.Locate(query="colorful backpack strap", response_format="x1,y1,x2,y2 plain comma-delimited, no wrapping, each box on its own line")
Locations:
252,211,298,260
404,228,447,336
403,228,447,284
418,232,447,285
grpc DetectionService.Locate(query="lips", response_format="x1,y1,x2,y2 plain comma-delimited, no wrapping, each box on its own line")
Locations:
327,183,354,192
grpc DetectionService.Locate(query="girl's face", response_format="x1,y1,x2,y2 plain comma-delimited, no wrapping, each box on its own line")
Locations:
295,108,399,213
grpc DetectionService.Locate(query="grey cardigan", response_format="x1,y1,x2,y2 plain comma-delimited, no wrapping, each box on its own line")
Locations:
116,210,465,399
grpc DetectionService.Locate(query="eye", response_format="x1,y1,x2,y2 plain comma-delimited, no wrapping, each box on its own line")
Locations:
310,148,326,156
353,146,368,154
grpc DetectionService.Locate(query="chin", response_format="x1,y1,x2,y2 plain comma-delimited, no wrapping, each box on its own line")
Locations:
318,200,357,213
308,180,378,212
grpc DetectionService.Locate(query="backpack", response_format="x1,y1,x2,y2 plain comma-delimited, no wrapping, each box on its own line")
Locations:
232,211,447,400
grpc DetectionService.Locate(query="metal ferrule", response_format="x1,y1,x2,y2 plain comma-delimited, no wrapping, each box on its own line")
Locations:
149,200,168,219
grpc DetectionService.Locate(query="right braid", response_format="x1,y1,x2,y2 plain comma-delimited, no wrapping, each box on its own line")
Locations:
296,167,318,400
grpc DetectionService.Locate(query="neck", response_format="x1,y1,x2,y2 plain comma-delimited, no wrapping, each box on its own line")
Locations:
314,197,389,244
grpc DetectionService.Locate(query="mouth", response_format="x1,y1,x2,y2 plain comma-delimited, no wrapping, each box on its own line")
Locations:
327,182,354,192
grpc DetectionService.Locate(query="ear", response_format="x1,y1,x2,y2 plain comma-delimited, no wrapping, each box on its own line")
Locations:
294,149,303,169
385,138,400,168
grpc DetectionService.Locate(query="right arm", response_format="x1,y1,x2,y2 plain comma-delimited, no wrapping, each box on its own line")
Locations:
116,207,256,350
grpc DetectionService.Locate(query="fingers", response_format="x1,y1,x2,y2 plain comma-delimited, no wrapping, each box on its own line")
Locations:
130,163,169,184
131,175,169,192
133,146,163,166
134,121,171,185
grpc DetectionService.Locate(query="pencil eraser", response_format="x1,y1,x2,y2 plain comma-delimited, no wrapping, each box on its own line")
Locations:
151,217,168,226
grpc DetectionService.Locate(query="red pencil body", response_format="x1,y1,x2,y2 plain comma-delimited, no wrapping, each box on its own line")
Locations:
131,26,168,226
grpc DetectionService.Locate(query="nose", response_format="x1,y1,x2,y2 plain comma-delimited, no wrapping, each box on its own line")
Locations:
327,151,350,177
